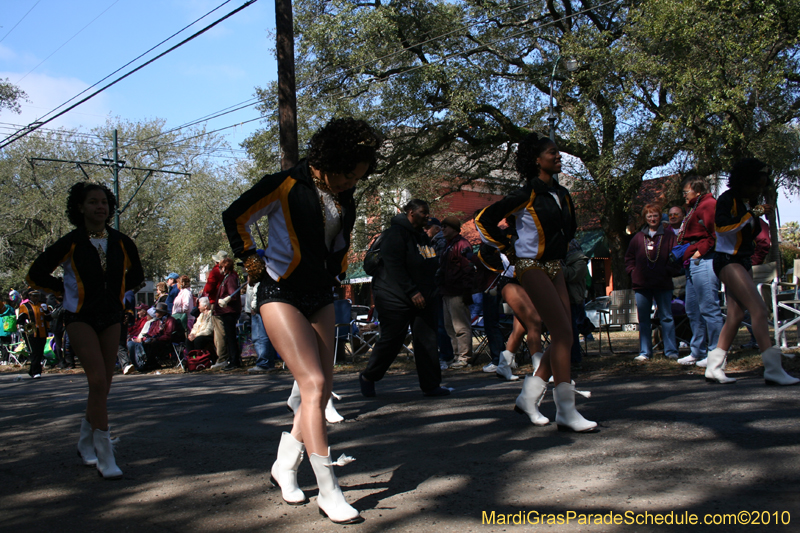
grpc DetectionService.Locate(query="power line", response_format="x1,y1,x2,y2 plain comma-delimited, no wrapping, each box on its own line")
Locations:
0,0,259,151
33,0,237,128
15,0,122,84
0,0,42,44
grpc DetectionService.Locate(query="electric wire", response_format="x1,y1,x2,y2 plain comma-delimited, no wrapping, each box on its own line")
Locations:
15,0,122,84
0,0,42,44
0,0,259,150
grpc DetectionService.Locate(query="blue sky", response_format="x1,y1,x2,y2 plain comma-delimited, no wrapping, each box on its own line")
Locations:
2,0,799,224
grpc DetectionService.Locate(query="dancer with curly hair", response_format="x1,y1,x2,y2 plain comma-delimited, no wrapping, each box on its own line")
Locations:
223,117,382,524
708,158,798,385
27,182,144,478
476,132,596,432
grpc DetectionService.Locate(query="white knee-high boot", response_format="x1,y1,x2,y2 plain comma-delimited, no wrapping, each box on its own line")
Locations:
77,418,97,466
705,347,736,384
514,375,549,426
309,450,362,524
496,350,520,381
531,351,544,374
270,432,308,504
553,382,597,433
762,347,800,386
287,381,344,424
93,428,122,479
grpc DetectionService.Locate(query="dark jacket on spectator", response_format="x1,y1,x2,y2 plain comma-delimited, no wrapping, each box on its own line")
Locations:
203,264,223,304
145,315,181,343
625,224,679,291
212,272,241,316
440,234,475,297
373,214,439,307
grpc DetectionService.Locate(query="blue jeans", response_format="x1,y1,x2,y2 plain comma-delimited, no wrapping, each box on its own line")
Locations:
127,340,144,362
482,290,504,364
251,313,277,368
685,255,723,358
635,289,678,358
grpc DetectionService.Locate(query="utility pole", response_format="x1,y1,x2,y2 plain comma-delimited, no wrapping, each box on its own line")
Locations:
275,0,298,170
29,131,190,228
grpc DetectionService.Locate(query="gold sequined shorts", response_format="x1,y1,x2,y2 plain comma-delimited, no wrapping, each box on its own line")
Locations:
514,258,563,281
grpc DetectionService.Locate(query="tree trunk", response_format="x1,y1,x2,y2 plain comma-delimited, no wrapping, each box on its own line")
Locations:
601,206,633,291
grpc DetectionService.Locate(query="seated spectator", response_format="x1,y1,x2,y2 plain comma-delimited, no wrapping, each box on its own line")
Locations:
142,302,184,364
187,297,214,353
127,303,155,367
171,275,194,331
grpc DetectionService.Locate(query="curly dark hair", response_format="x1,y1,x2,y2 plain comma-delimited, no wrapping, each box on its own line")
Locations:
515,132,555,181
403,199,429,213
729,158,770,201
65,182,116,227
306,118,383,177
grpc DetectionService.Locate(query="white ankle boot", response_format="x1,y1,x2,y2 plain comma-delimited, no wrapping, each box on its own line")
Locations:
553,382,597,433
286,381,301,413
93,428,122,479
270,432,308,504
77,419,97,466
531,351,543,374
762,347,800,386
705,348,736,384
325,393,344,424
309,450,362,524
514,375,549,425
496,350,520,381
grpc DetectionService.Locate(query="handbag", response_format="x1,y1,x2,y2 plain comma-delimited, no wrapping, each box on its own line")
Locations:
670,242,690,264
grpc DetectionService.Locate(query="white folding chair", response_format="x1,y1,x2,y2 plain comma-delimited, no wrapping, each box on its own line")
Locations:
772,259,800,348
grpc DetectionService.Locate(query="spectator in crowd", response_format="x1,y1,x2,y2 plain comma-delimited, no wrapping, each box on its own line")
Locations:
564,239,592,365
204,251,229,365
186,297,215,353
424,217,454,368
8,288,21,309
26,181,144,478
667,206,685,233
471,243,506,376
164,273,180,311
141,302,183,365
154,282,169,306
211,257,242,370
17,290,49,379
439,216,475,369
1,293,16,364
676,175,723,367
245,273,279,372
360,199,449,397
625,204,680,362
171,275,194,331
127,303,154,369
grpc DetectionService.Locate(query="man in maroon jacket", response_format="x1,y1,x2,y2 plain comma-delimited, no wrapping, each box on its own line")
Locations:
439,216,476,369
203,251,229,364
142,302,183,366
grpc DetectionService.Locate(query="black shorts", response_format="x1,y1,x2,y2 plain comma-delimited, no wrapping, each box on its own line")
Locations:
257,277,334,319
498,276,519,292
64,302,121,334
713,253,752,278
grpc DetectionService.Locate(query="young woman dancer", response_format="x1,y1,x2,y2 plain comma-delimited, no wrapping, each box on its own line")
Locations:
223,118,381,524
27,182,144,478
476,132,596,432
708,158,798,386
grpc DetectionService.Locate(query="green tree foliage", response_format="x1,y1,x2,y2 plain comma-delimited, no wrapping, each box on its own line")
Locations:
244,0,800,287
0,119,244,289
0,78,27,115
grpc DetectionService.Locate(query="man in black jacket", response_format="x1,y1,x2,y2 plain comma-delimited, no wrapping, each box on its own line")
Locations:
360,200,450,397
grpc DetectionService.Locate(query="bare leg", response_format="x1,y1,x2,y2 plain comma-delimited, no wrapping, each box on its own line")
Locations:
502,282,543,353
67,323,120,431
519,270,572,384
718,263,772,351
260,302,334,456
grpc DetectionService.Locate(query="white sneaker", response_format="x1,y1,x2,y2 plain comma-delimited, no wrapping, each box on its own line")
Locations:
666,353,679,360
123,364,133,375
31,374,41,379
677,355,698,365
211,362,227,370
695,358,708,368
449,360,468,369
482,363,498,373
634,355,649,362
439,360,449,370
